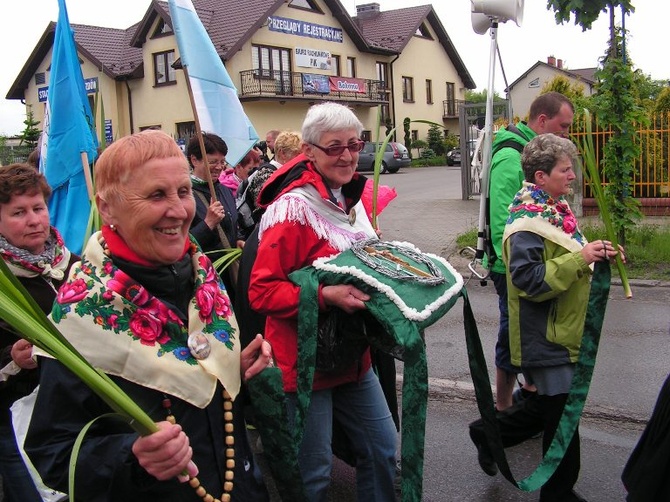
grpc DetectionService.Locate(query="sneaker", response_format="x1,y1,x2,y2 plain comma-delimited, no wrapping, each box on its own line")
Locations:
469,429,498,476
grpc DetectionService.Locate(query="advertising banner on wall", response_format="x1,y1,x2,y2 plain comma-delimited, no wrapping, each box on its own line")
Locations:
303,74,331,94
329,76,366,94
295,47,332,70
267,16,343,43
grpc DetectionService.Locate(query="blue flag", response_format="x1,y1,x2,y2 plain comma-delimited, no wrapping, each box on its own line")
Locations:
40,0,99,255
168,0,259,167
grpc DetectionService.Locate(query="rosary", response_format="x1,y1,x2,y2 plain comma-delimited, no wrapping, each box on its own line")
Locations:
162,389,235,502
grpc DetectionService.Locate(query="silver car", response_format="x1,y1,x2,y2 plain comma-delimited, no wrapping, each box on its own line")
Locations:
356,141,410,174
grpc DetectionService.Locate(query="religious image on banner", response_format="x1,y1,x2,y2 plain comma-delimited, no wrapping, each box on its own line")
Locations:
302,73,331,95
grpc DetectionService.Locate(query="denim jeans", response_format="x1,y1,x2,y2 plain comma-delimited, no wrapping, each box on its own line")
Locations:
0,423,42,502
286,369,397,502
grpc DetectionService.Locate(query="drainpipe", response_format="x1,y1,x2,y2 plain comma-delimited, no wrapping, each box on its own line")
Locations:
125,78,134,134
388,54,400,141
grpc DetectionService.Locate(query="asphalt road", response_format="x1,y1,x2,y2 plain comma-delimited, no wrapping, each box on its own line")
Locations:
274,165,670,501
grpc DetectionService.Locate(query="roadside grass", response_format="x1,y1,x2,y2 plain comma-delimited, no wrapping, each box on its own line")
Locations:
454,224,670,281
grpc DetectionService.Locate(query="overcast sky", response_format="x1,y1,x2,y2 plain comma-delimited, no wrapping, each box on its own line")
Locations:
0,0,666,136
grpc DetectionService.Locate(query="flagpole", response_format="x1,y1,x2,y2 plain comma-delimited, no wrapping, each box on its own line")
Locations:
183,65,217,200
80,152,94,200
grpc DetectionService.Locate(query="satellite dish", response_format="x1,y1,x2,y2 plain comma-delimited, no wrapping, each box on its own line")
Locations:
471,0,524,28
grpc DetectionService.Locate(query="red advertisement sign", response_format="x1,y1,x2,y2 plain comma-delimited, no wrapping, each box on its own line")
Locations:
329,76,366,94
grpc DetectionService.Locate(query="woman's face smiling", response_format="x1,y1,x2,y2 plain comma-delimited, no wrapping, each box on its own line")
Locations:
99,156,195,265
304,129,360,189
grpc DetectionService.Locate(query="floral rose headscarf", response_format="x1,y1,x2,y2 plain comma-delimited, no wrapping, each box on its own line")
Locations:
45,232,241,407
503,181,586,255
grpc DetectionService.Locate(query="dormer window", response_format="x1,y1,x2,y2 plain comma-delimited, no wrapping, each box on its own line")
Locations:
152,19,173,38
288,0,322,13
415,23,433,39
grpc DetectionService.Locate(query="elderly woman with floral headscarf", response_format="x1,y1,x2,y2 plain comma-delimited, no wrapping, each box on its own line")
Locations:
0,163,78,502
25,130,272,502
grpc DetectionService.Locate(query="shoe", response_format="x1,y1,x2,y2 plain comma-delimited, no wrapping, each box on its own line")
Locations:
469,429,498,476
540,490,588,502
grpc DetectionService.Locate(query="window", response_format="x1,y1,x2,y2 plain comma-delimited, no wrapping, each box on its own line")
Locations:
252,44,292,95
152,19,173,38
154,50,176,86
35,72,46,85
380,104,390,124
288,0,322,12
402,77,414,102
426,79,433,104
414,23,433,39
411,130,419,141
347,57,356,78
445,81,455,116
376,62,389,89
176,121,196,140
332,55,341,76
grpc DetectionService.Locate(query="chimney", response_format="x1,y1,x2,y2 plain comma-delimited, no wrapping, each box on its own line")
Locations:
356,3,381,19
557,59,563,69
547,55,556,66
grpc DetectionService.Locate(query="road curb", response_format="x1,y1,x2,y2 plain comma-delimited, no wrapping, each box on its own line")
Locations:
397,374,650,426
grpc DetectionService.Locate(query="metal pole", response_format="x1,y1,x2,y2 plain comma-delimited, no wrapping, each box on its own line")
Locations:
474,20,498,261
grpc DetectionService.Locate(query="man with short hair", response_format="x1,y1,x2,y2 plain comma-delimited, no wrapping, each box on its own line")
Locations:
265,129,280,160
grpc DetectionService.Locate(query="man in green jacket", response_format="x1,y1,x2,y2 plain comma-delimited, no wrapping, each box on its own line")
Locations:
487,92,575,411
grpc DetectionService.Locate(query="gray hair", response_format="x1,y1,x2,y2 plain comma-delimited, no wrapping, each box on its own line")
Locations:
301,102,363,145
521,134,578,182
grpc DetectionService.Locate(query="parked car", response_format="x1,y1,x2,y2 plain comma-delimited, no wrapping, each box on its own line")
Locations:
356,141,410,174
446,139,477,166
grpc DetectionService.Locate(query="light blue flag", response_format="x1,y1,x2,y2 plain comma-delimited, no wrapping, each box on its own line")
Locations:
168,0,259,167
40,0,99,255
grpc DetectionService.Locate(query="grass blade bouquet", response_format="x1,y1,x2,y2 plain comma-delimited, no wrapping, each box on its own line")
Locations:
576,109,632,298
0,257,158,435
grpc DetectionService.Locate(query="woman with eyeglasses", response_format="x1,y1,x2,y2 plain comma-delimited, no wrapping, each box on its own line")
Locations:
187,133,243,302
248,102,397,501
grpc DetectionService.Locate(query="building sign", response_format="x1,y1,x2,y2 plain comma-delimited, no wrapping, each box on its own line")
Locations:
105,118,113,144
329,76,366,94
303,74,331,95
267,16,343,43
295,47,332,70
38,76,99,102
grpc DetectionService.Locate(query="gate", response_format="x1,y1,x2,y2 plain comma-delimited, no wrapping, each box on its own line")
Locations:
459,100,510,200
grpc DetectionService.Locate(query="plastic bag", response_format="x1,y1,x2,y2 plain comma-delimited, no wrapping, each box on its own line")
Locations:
10,386,67,502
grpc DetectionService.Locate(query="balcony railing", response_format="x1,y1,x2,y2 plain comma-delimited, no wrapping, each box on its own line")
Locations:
239,69,388,104
443,99,467,119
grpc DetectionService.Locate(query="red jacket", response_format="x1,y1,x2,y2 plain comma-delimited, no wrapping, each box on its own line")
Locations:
248,155,373,392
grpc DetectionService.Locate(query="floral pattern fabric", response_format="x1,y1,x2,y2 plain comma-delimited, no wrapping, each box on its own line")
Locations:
504,181,586,255
46,232,241,407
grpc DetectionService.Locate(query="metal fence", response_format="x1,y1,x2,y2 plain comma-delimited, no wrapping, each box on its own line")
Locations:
461,111,670,213
571,112,670,199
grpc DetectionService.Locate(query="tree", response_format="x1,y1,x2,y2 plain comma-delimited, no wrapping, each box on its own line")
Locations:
656,87,670,114
403,117,412,159
426,124,446,156
540,75,593,121
546,0,634,30
18,105,41,150
464,89,503,103
591,27,647,245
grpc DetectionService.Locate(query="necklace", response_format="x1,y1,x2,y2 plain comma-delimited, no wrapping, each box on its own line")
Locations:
162,389,235,502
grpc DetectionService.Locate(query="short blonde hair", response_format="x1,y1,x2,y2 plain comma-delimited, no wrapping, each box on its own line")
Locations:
95,130,188,202
274,131,302,159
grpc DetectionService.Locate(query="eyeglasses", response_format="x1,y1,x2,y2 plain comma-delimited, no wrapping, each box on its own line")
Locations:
310,140,365,157
207,158,227,168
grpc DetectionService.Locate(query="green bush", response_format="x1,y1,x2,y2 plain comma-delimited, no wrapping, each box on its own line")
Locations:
421,148,435,159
